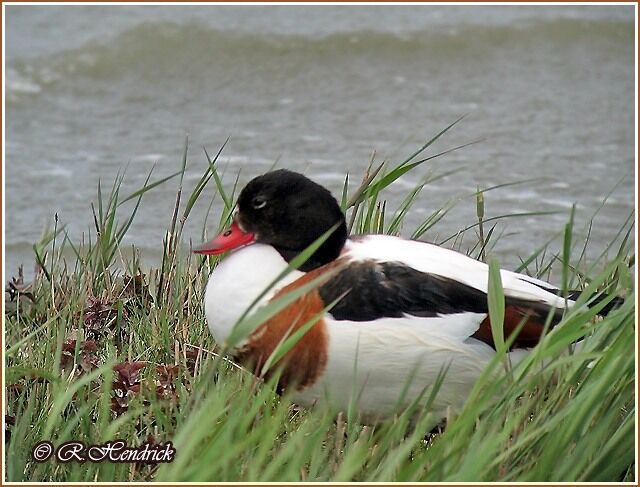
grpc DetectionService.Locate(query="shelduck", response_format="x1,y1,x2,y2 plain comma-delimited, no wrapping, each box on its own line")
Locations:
194,169,618,419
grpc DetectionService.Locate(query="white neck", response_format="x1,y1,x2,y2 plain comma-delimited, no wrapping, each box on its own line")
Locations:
203,244,304,344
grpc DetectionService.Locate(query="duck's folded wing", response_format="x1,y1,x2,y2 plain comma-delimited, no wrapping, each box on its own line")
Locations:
319,235,571,349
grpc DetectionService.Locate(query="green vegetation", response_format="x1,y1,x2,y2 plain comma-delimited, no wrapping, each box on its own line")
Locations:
4,124,635,482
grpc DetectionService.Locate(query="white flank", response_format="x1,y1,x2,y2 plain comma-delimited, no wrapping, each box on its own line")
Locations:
294,314,529,420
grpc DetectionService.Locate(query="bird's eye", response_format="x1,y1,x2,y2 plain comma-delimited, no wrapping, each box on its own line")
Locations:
252,197,267,209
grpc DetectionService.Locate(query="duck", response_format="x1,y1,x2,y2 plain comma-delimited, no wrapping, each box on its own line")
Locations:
194,169,618,420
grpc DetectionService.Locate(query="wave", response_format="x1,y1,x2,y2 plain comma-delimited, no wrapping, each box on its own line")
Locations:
6,17,633,102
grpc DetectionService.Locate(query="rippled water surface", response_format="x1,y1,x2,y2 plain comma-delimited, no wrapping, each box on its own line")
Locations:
5,5,636,276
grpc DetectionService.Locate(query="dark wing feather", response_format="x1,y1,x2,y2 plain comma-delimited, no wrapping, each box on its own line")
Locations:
318,260,489,322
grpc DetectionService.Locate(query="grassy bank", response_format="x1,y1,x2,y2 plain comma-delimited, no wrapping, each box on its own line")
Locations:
4,127,636,482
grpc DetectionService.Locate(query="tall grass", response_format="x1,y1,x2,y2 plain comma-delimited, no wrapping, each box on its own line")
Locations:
4,125,635,482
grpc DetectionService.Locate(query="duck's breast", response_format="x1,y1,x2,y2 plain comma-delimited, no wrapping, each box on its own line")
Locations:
204,244,303,344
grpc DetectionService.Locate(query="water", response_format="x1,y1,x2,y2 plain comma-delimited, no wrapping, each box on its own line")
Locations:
5,5,636,278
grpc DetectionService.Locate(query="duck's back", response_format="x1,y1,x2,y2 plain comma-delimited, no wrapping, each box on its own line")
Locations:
342,234,567,307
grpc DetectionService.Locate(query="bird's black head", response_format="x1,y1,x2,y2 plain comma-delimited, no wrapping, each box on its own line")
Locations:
236,169,348,271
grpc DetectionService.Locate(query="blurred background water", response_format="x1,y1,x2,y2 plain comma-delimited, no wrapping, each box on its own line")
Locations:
5,5,636,278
